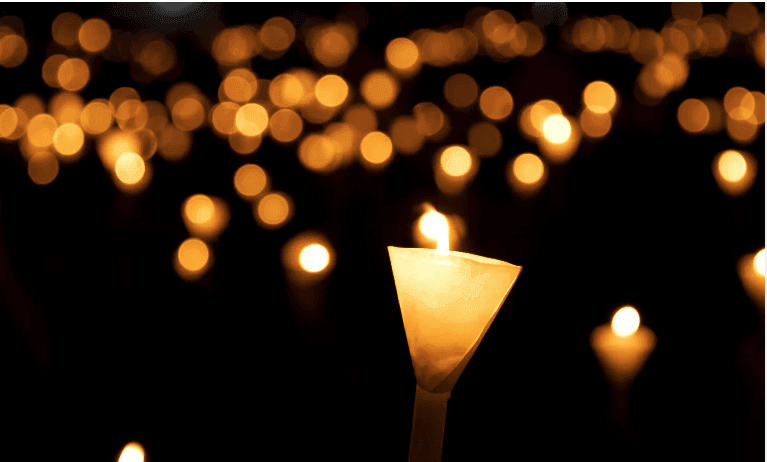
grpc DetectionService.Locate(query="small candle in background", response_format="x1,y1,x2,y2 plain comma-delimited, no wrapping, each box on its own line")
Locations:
118,442,145,462
590,306,657,390
737,248,765,309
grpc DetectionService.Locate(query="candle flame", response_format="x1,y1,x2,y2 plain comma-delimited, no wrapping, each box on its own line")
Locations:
611,306,640,337
754,249,765,277
118,442,145,462
418,205,450,255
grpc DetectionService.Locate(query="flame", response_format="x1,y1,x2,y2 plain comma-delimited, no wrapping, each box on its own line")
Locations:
418,204,450,255
754,249,765,277
118,442,144,462
611,306,640,337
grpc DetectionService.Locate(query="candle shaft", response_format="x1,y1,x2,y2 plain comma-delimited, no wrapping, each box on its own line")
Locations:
408,384,451,462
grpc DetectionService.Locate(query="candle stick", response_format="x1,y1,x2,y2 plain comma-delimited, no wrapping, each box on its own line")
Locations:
388,209,522,461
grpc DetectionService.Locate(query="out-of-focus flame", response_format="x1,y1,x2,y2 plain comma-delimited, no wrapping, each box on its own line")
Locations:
418,205,450,255
299,244,330,273
118,442,144,462
611,306,640,337
754,249,765,277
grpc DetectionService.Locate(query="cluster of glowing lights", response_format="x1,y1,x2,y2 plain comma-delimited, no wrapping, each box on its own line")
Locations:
611,306,641,337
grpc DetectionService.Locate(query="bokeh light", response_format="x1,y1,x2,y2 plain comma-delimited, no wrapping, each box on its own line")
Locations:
677,98,710,134
542,114,572,144
78,18,111,53
754,249,766,277
386,37,420,74
117,443,145,462
360,70,399,109
467,122,502,157
440,145,472,176
234,163,268,200
27,151,59,185
315,75,349,108
176,238,210,272
235,103,269,136
611,306,640,337
360,131,393,167
479,86,513,121
443,73,479,109
114,152,145,185
255,192,293,229
583,81,617,114
269,109,302,143
299,244,331,273
52,123,84,156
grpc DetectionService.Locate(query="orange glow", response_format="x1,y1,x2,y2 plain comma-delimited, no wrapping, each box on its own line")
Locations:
389,116,424,155
0,105,18,138
677,99,710,134
27,151,59,185
15,94,45,120
418,208,450,254
185,194,215,225
511,153,545,185
750,91,765,125
611,307,640,337
701,98,725,134
360,131,393,165
754,249,766,277
324,122,357,165
753,31,765,68
57,58,90,91
49,92,84,125
52,123,84,156
583,81,617,114
579,109,612,138
110,87,140,114
482,10,517,45
4,107,28,141
344,104,377,135
223,68,258,103
269,108,303,143
114,152,145,185
0,34,27,68
542,114,571,144
386,37,420,73
698,15,731,58
724,87,756,121
177,238,210,272
712,150,756,197
528,100,563,137
538,114,581,164
443,73,478,109
52,12,83,47
308,24,356,68
298,134,338,173
440,146,472,177
80,100,113,135
27,114,58,148
172,97,205,131
671,2,703,21
210,102,240,136
629,29,664,64
116,100,149,132
212,26,260,66
42,54,68,88
413,102,446,139
479,86,513,121
260,17,295,54
360,70,399,109
78,18,111,53
136,38,176,77
235,103,269,136
117,442,145,462
255,192,292,229
269,74,304,108
299,244,331,273
727,2,760,35
315,75,349,108
726,117,758,144
234,163,268,200
518,21,545,56
718,150,747,182
572,18,606,52
228,132,262,155
661,25,691,57
467,122,502,158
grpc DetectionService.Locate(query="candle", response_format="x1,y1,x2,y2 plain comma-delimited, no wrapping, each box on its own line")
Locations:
590,306,657,390
737,248,765,309
388,207,522,461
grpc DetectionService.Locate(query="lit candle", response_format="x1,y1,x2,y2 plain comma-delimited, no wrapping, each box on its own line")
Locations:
388,207,522,462
590,306,657,390
737,248,765,309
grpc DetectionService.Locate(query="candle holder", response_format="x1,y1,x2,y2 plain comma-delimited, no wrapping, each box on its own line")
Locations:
388,246,522,461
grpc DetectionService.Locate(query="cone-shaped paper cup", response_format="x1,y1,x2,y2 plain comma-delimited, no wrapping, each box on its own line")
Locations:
388,247,522,393
590,325,657,390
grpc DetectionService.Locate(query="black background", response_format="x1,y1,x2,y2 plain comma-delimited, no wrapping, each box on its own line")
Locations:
0,2,763,461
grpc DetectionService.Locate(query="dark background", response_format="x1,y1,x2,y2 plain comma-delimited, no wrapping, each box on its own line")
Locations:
0,2,763,460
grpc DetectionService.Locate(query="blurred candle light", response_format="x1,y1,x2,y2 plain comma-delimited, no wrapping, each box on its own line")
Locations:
412,203,466,252
117,442,144,462
591,306,657,390
52,123,85,157
478,86,513,121
677,98,710,134
506,152,548,197
360,131,394,170
174,237,212,282
388,206,522,462
182,194,230,242
27,151,59,185
738,249,766,309
233,163,269,201
712,149,757,197
360,70,399,110
78,18,111,53
314,74,349,108
434,145,478,195
538,114,581,164
386,37,421,76
254,191,293,230
583,81,617,114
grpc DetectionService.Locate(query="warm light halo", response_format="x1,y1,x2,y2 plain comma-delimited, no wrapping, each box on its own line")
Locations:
611,306,640,337
299,243,330,273
754,249,765,277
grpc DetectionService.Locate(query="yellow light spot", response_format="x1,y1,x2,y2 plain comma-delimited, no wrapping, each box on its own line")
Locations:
440,146,472,176
114,152,145,185
479,86,513,120
299,244,330,273
269,74,304,108
52,12,83,47
52,123,84,155
754,249,765,277
677,98,710,133
234,164,268,199
444,73,479,109
78,18,111,53
360,70,399,109
542,114,571,144
718,150,747,182
185,194,215,224
386,37,420,71
57,58,90,92
418,207,450,254
257,192,290,226
583,81,617,114
28,151,59,185
529,100,563,135
27,114,58,148
611,306,640,337
235,103,268,136
315,74,349,108
177,238,209,272
269,108,303,143
512,153,545,184
172,97,205,131
360,131,393,164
